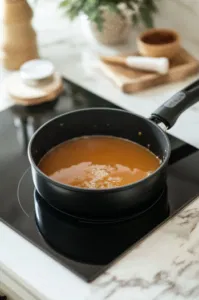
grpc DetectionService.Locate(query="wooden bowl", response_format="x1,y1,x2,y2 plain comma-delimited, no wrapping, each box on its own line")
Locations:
137,28,180,59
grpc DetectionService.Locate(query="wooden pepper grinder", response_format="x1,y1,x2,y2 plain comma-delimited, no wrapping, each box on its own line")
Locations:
1,0,39,70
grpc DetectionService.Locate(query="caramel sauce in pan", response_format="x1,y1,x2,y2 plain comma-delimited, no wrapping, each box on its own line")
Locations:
39,136,160,189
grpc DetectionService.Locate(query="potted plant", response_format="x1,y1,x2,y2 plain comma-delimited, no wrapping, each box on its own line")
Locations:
59,0,159,45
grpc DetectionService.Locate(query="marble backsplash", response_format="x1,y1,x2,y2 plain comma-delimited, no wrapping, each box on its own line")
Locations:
156,0,199,44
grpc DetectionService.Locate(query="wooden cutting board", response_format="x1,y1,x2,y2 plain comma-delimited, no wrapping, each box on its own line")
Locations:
99,48,199,93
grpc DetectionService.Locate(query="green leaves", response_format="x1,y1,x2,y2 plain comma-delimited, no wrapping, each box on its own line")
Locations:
59,0,69,8
140,6,154,28
59,0,160,29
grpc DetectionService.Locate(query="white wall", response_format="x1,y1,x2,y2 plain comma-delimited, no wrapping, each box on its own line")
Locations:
156,0,199,44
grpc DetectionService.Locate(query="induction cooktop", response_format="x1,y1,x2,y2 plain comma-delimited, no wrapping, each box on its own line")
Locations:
1,79,199,282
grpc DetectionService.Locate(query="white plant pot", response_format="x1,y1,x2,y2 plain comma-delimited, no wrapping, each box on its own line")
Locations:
88,9,132,45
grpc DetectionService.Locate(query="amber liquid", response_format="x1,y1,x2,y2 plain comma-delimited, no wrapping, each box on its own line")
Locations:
39,136,160,189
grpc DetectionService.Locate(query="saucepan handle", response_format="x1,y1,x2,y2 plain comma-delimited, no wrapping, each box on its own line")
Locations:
150,79,199,129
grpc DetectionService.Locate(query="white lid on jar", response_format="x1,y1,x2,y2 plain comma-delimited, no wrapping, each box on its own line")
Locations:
20,59,55,85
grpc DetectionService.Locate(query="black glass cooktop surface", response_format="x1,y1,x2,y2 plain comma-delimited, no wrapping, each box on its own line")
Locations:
1,79,199,282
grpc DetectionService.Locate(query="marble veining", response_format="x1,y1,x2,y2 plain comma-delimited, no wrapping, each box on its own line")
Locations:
89,198,199,300
90,198,199,300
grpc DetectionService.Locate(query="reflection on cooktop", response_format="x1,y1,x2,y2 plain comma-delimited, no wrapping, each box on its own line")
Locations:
35,187,169,265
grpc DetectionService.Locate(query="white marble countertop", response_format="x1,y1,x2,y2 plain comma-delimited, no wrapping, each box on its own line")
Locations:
1,1,199,299
90,195,199,300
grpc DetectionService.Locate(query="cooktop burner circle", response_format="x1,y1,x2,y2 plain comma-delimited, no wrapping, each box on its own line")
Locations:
18,166,169,223
17,168,35,218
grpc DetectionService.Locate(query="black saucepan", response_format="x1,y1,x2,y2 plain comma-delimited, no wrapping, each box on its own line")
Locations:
28,79,199,219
